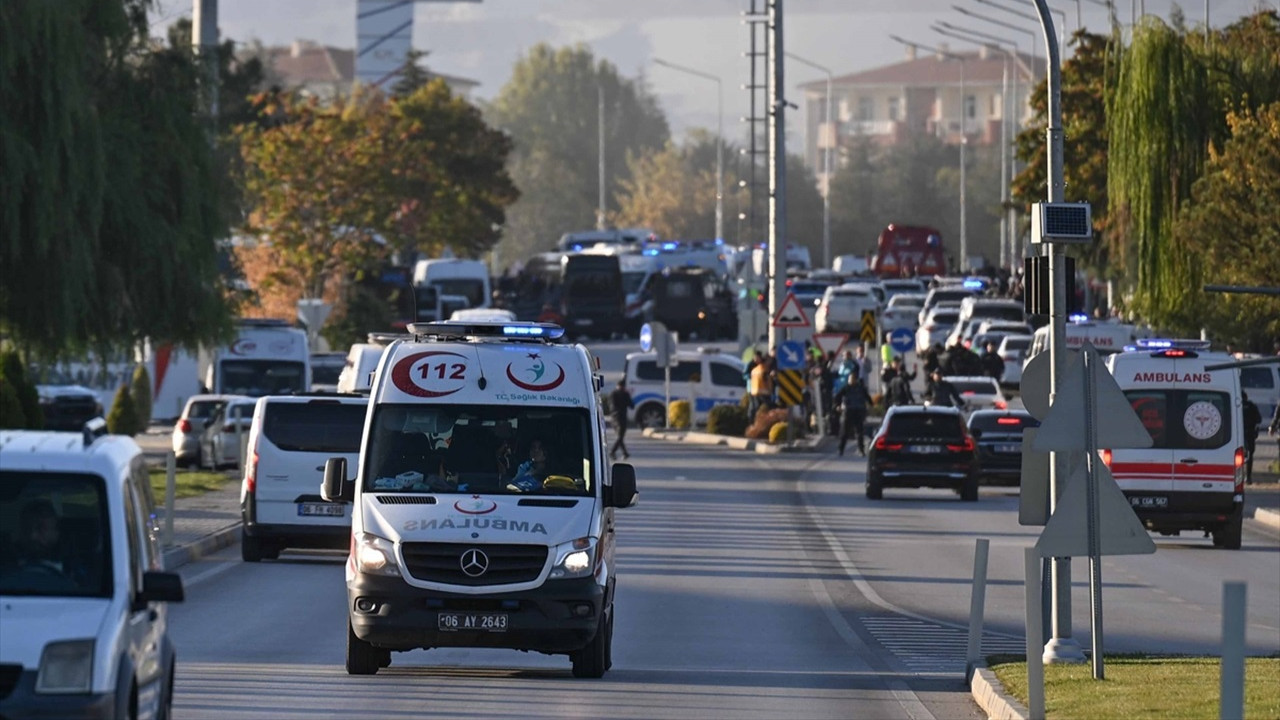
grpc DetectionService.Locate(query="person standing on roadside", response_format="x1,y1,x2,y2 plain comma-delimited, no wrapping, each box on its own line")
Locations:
609,380,634,460
1242,392,1262,484
834,377,871,456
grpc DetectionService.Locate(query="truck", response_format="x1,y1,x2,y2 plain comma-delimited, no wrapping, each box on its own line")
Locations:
200,319,310,397
870,224,947,278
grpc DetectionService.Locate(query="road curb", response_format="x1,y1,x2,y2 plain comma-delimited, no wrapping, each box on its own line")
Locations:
163,523,240,570
641,427,831,454
1255,506,1280,530
970,663,1031,720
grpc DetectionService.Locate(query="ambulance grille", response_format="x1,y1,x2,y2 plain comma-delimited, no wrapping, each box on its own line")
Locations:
401,543,548,586
375,495,437,505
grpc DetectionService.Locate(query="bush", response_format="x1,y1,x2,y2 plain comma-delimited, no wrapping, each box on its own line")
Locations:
130,364,152,429
745,407,789,440
707,404,749,436
768,421,789,444
106,384,142,437
668,399,691,429
0,351,42,429
0,377,26,429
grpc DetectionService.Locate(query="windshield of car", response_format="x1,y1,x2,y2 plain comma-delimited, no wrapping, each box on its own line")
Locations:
621,271,647,295
220,360,307,396
188,400,224,421
1002,337,1031,352
365,405,593,496
887,295,924,309
0,472,112,598
311,363,344,386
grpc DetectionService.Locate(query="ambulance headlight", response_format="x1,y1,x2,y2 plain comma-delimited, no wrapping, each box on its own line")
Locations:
36,640,94,694
550,537,597,579
354,533,400,577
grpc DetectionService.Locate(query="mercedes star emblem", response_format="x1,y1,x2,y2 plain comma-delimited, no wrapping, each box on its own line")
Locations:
460,549,489,577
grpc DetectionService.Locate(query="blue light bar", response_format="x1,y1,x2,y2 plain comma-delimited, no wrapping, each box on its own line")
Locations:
642,248,660,256
1139,339,1173,348
962,279,986,290
1134,337,1211,350
503,325,544,336
1068,313,1090,323
661,242,679,251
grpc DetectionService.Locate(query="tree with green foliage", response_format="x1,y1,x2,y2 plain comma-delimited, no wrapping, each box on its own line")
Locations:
488,44,669,268
1169,103,1280,349
130,364,152,429
0,351,42,429
106,383,141,437
392,49,433,98
0,377,25,430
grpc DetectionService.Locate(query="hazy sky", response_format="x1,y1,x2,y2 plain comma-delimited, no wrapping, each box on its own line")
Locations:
155,0,1272,143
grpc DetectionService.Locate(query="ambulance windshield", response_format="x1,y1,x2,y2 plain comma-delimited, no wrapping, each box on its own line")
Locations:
365,405,593,496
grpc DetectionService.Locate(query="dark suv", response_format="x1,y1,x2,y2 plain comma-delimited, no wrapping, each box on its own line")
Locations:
866,406,979,501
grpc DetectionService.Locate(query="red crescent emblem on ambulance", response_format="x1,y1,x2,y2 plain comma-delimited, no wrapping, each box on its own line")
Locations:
391,351,467,398
506,363,566,392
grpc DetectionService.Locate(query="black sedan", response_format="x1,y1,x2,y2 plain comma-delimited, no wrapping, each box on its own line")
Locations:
866,405,980,501
968,409,1040,486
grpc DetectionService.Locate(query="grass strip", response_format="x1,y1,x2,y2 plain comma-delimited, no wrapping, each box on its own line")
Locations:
989,654,1280,719
148,468,234,500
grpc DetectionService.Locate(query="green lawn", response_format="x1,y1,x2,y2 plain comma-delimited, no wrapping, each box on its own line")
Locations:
147,468,234,500
989,655,1280,719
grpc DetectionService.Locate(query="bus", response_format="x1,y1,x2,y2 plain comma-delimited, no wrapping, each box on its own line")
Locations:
870,224,947,278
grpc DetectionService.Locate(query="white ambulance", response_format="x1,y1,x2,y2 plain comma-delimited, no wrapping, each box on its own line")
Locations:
1103,339,1246,549
319,322,638,678
201,319,309,397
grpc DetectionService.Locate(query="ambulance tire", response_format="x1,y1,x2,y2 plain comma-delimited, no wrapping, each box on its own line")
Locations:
636,403,666,429
960,476,979,502
571,608,611,679
1213,508,1243,550
346,621,381,675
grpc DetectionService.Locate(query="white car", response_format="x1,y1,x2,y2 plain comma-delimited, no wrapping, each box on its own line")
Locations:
916,306,961,354
942,375,1008,412
171,393,247,467
198,397,258,470
882,293,925,331
997,334,1033,388
815,284,879,334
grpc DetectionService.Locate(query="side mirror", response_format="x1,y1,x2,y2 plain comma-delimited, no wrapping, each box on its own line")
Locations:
140,571,185,604
606,462,638,508
322,457,353,503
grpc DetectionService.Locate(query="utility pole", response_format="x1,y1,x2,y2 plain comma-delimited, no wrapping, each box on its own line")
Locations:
597,83,607,231
766,0,786,353
192,0,219,125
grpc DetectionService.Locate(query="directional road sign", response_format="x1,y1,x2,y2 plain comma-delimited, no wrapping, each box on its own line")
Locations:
776,340,807,370
1030,344,1152,453
860,310,878,344
639,323,654,352
1035,461,1156,557
773,292,811,328
889,327,915,355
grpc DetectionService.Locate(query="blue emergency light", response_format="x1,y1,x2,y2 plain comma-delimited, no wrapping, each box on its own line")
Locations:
962,278,986,290
1068,313,1091,323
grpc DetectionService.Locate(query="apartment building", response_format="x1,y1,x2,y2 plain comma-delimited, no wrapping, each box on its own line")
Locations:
244,40,479,101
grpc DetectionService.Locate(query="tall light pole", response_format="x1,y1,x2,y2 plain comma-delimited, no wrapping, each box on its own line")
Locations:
933,24,1013,269
785,52,833,269
653,58,725,242
972,0,1067,63
889,37,967,270
597,83,607,231
955,5,1041,71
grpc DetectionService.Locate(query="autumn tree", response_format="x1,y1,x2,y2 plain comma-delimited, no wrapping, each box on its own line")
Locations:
614,131,744,240
488,44,669,269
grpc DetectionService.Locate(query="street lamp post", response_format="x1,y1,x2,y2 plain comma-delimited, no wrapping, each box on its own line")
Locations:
654,58,725,242
889,37,967,270
972,0,1068,62
785,52,833,269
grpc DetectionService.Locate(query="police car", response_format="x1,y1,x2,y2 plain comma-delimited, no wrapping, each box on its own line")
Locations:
318,322,637,678
1104,339,1246,549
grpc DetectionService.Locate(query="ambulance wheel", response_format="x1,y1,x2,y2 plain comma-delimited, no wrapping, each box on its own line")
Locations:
1213,508,1243,550
865,475,883,500
241,529,264,563
571,609,611,679
636,403,666,429
346,622,381,675
960,476,979,502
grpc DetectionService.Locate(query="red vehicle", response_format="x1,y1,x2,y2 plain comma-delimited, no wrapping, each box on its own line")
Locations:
870,224,947,278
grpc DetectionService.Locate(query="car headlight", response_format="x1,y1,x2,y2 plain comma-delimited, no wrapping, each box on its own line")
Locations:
354,533,400,577
36,639,94,694
549,537,597,580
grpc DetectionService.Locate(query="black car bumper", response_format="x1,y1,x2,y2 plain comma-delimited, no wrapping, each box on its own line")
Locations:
348,574,606,654
1126,491,1242,532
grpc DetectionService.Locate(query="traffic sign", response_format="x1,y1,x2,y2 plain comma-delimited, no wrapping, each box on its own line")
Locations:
776,369,806,407
813,332,849,358
859,310,877,344
639,323,654,352
888,327,914,354
1030,343,1152,453
772,292,811,328
1035,460,1155,557
776,340,807,370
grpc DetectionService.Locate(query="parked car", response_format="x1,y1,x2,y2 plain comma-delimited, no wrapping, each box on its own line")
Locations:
880,278,927,300
941,375,1008,412
916,306,961,354
882,293,926,331
172,394,245,468
198,397,258,470
623,349,746,428
865,405,980,501
35,384,103,431
968,409,1040,485
997,334,1033,388
0,423,184,719
240,394,369,561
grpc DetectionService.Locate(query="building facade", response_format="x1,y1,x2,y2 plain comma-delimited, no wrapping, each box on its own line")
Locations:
245,40,479,101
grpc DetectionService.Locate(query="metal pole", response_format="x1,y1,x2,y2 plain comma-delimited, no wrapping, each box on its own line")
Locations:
164,451,176,547
965,538,991,682
823,72,832,269
192,0,219,124
959,57,968,272
1032,0,1086,665
1220,582,1247,720
999,53,1010,269
598,83,607,231
717,77,725,242
1084,349,1105,679
1024,547,1046,720
767,0,786,353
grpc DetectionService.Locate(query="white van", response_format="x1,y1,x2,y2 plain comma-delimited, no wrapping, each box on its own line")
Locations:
336,340,393,395
1239,358,1279,433
201,319,310,397
0,423,184,718
1026,319,1150,363
1104,339,1246,549
319,322,637,678
240,394,369,561
412,258,492,314
623,349,746,428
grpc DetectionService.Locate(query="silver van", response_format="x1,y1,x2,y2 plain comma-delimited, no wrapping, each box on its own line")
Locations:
240,395,369,562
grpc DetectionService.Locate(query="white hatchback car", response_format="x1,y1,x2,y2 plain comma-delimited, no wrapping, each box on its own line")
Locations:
942,375,1008,412
198,397,258,470
0,424,184,719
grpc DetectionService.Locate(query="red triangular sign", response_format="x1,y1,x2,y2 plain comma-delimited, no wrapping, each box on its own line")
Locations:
813,332,849,356
772,292,811,328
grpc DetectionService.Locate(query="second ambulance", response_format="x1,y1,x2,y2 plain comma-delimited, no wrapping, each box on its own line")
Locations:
320,322,637,678
1104,339,1246,549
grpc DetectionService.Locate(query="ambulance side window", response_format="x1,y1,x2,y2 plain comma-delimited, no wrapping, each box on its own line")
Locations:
1126,391,1168,447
